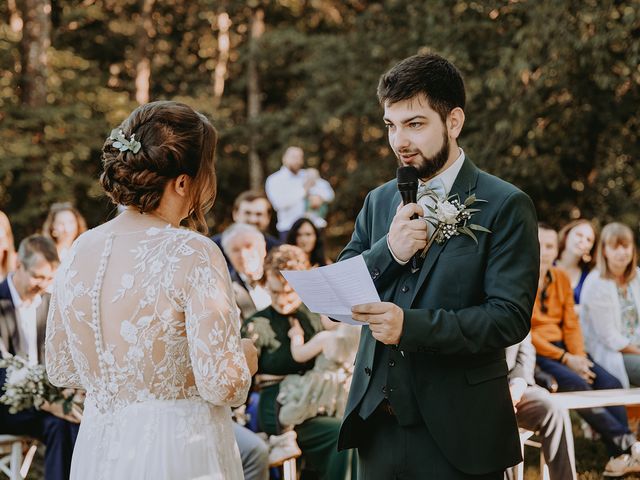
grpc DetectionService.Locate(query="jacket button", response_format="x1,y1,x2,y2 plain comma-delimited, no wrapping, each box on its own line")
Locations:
388,360,395,367
401,285,409,293
364,367,371,375
371,268,380,280
382,386,387,395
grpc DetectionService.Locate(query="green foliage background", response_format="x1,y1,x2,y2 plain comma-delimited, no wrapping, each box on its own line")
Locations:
1,0,639,251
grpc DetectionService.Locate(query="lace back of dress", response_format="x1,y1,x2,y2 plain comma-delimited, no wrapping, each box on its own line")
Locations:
57,227,203,413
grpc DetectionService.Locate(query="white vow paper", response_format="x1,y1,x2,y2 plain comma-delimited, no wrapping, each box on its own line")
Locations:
280,255,380,326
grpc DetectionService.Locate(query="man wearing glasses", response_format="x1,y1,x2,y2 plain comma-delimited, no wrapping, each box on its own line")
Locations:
0,235,80,480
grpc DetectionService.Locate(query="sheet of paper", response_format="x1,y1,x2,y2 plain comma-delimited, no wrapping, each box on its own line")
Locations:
281,255,380,326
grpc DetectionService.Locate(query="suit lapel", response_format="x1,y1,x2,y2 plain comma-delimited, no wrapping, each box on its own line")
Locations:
410,158,480,306
0,280,18,357
36,294,50,361
390,191,401,223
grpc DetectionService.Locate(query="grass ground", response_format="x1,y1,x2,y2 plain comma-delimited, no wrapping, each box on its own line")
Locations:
523,411,640,479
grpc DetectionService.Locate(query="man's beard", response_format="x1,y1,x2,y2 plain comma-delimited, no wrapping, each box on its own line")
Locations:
398,129,450,180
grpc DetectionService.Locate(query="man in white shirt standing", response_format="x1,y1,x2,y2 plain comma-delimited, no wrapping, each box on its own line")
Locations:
265,146,335,239
0,235,79,480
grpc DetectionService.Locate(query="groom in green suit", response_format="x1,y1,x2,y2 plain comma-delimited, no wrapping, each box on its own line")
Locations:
338,54,540,478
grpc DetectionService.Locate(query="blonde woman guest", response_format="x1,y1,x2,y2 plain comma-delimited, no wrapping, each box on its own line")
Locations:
0,211,17,280
42,203,87,262
581,222,640,388
556,219,597,305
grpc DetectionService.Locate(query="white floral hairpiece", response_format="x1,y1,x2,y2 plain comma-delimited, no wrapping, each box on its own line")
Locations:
109,129,142,154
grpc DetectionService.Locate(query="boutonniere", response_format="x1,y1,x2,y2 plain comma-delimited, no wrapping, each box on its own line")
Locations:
419,192,491,259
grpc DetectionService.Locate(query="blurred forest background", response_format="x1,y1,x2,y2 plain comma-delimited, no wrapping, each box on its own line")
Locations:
1,0,639,254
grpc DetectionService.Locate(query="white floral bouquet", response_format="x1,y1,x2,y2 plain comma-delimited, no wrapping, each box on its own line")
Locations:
0,355,78,415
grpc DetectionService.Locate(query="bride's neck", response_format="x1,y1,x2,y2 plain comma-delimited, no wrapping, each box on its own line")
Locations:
121,207,182,228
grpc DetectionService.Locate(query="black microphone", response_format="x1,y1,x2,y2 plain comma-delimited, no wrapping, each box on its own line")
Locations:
396,166,421,272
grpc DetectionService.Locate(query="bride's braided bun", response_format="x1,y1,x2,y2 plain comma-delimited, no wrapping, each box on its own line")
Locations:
100,101,217,233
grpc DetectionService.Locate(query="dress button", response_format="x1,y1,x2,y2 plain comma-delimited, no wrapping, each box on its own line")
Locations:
364,367,371,376
401,285,409,293
388,360,395,367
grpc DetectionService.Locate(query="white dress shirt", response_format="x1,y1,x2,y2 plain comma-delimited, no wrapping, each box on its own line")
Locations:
238,272,272,311
7,274,41,365
265,166,335,233
388,148,466,265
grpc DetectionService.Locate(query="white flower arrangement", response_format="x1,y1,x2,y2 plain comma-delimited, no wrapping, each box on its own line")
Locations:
419,192,491,258
0,355,80,416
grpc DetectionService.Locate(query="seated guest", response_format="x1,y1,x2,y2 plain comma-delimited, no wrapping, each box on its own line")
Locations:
42,202,87,263
242,245,353,479
218,223,271,479
505,334,577,480
0,210,17,281
212,190,281,265
221,223,271,321
277,314,360,428
0,235,80,480
555,219,597,306
533,223,640,477
581,222,640,388
286,217,330,267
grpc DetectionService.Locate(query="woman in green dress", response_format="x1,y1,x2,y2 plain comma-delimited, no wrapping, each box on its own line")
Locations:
242,244,354,480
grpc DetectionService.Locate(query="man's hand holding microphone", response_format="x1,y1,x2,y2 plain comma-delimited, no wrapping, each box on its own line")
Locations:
352,166,427,346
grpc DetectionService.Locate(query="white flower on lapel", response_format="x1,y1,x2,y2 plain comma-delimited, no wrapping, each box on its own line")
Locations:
435,200,459,225
420,193,492,257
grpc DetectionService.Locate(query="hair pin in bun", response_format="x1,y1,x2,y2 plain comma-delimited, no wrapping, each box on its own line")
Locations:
109,129,142,154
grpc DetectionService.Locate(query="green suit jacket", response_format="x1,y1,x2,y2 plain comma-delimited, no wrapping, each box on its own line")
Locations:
337,158,539,475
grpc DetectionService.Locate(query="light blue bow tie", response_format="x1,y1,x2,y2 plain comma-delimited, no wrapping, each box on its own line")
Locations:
417,177,446,201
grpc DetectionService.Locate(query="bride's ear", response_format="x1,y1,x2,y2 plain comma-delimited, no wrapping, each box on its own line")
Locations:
170,174,192,199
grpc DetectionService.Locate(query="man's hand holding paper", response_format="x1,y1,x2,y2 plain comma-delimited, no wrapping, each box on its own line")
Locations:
280,255,380,326
351,302,403,345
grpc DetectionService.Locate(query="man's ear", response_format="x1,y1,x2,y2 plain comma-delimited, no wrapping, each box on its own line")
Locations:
447,107,465,140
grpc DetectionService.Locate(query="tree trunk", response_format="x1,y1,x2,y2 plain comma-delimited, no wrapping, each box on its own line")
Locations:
134,0,155,105
18,0,51,107
212,9,231,110
247,7,264,190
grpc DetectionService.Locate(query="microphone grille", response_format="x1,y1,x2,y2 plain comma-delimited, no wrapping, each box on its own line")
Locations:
396,166,419,186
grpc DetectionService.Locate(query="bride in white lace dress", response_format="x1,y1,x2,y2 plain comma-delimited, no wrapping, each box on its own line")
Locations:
45,101,256,480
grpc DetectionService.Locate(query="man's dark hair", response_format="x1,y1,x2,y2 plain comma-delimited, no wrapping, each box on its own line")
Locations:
377,53,466,122
233,190,272,213
17,235,59,269
537,222,555,231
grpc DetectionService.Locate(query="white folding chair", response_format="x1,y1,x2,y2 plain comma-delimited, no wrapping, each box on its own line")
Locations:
506,429,550,480
0,435,38,480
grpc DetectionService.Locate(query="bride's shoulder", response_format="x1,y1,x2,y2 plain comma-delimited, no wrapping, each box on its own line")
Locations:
160,228,225,266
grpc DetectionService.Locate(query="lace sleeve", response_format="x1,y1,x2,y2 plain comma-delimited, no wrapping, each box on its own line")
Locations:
184,240,251,407
45,290,82,388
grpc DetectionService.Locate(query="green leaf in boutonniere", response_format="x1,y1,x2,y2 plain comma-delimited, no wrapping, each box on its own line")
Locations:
420,192,492,257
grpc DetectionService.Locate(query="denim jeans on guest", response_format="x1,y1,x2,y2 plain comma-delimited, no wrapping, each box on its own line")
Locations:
537,342,636,457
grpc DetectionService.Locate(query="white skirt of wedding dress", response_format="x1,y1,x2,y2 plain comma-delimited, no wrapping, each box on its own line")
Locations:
70,397,243,480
